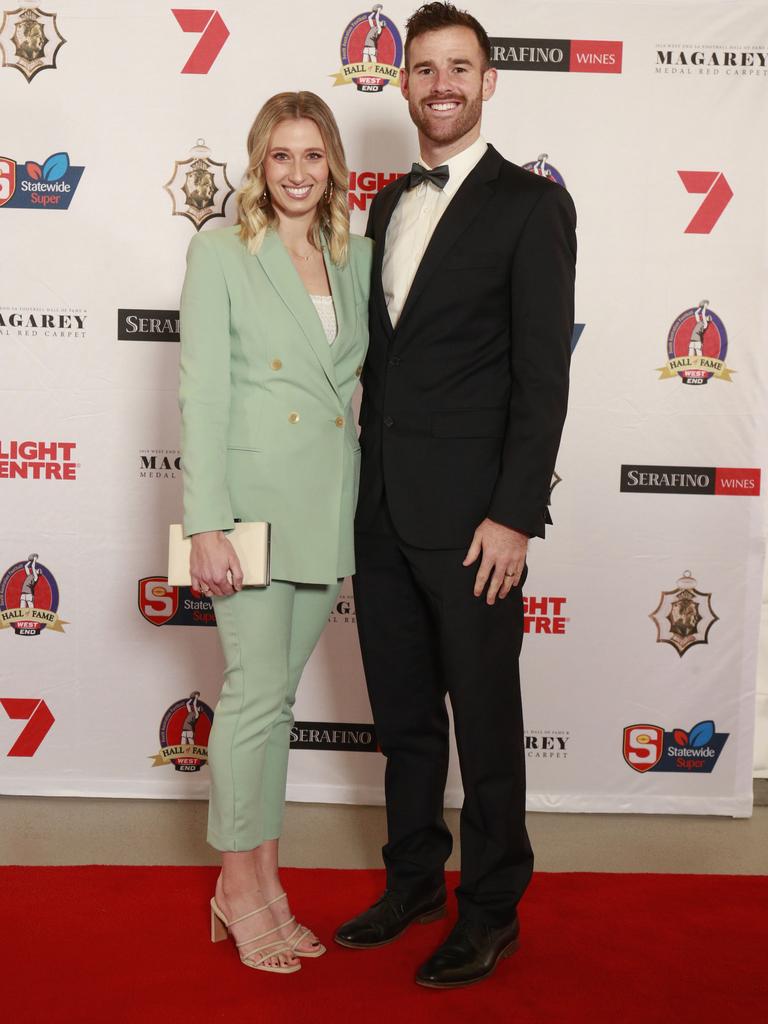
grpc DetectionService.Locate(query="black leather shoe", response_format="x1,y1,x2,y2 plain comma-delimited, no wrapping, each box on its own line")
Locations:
415,915,520,988
334,885,447,948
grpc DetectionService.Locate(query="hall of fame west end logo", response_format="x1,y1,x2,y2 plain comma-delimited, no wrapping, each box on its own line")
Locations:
332,6,403,93
657,300,735,386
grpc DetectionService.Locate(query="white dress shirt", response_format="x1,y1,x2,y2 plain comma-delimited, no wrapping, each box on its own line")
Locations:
382,135,488,327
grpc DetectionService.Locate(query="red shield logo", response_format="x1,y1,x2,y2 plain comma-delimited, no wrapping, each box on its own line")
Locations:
623,724,663,773
138,577,179,626
0,158,17,208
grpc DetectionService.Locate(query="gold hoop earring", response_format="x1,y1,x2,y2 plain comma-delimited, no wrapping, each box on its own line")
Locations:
258,189,269,207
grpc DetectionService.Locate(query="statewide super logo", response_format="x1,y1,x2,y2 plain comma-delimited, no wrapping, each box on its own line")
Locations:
150,691,214,772
164,138,233,230
657,300,734,386
0,151,83,210
649,571,718,658
522,153,565,187
623,720,729,774
332,6,403,93
0,6,65,81
0,554,67,637
138,576,216,627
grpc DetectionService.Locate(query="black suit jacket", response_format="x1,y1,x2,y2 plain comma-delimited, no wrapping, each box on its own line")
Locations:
357,144,576,547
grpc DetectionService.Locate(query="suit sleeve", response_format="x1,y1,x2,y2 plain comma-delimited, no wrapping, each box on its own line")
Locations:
178,232,236,537
487,184,577,539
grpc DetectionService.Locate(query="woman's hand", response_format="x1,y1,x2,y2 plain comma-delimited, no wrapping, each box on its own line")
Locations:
190,531,244,597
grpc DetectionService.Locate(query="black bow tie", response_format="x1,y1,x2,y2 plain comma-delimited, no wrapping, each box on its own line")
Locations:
407,162,450,190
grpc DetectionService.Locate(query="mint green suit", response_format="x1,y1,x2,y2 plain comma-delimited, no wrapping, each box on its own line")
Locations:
179,225,371,850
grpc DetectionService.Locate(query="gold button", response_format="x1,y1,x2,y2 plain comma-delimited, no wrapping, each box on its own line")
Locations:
270,358,282,370
335,416,345,428
355,365,362,378
288,412,300,424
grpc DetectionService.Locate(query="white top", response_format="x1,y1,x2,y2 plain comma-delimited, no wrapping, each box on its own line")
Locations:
310,293,337,344
382,136,488,327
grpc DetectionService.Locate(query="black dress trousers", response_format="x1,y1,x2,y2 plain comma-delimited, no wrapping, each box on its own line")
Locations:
353,498,533,928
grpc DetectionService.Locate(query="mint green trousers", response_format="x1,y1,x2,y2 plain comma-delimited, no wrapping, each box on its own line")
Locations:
207,579,340,851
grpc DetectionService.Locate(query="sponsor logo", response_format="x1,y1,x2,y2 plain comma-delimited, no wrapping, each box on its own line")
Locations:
620,465,761,496
118,309,180,342
172,8,228,74
139,449,180,480
571,323,585,352
332,5,403,93
138,576,216,627
0,151,84,210
522,153,565,187
657,300,734,385
525,728,569,759
0,6,65,81
328,592,356,624
649,571,718,658
0,698,54,756
0,304,87,339
150,691,214,772
290,721,378,751
490,37,622,74
0,555,67,637
623,720,728,774
0,440,78,480
523,596,567,635
678,171,733,233
348,169,405,211
164,139,233,230
656,44,768,78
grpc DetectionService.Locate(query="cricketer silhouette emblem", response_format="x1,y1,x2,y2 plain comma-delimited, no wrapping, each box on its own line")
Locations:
0,6,65,82
164,138,234,230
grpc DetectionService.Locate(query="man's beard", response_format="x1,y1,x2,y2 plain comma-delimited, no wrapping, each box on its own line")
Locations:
408,92,483,147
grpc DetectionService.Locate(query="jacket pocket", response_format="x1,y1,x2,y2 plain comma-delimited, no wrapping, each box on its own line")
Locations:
430,408,507,439
226,443,263,453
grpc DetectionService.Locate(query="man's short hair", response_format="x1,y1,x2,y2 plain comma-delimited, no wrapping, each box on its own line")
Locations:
404,2,491,69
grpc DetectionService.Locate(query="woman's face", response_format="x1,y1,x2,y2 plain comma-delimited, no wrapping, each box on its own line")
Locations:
264,117,330,221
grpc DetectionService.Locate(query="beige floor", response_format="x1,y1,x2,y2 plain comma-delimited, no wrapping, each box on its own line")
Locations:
3,790,767,873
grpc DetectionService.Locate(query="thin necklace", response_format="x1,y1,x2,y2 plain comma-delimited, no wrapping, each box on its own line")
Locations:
288,248,315,263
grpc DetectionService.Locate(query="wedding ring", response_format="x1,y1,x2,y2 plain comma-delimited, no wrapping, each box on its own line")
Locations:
504,572,514,578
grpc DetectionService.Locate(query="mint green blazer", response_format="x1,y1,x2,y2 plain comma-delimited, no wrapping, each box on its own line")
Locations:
179,225,372,584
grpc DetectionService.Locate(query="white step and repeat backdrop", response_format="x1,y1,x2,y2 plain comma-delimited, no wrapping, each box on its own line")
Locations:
1,1,766,815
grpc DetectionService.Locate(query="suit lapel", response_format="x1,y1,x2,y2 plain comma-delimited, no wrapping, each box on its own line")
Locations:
255,230,340,398
394,147,501,335
372,175,409,338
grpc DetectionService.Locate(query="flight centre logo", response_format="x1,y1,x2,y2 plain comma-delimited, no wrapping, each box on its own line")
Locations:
150,691,214,772
348,169,405,211
523,596,568,635
0,554,68,637
138,577,216,627
649,571,718,658
332,6,403,93
164,139,233,230
0,439,78,480
623,720,728,774
490,37,622,74
522,153,566,188
0,6,65,82
0,151,84,210
657,300,735,386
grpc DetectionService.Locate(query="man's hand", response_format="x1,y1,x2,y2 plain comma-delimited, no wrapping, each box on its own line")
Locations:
190,531,244,597
463,518,529,605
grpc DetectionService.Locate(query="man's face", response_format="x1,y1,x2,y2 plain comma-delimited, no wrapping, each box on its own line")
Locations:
401,26,496,148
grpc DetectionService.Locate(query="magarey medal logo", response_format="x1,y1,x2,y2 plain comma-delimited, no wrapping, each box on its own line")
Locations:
164,139,234,230
332,6,403,93
0,6,65,82
0,554,68,636
150,692,214,772
522,153,566,187
657,300,735,385
649,570,718,658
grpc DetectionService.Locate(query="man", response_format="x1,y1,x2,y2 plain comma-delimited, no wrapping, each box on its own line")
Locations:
335,2,576,989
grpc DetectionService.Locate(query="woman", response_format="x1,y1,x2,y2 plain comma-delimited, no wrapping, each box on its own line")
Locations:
178,92,371,974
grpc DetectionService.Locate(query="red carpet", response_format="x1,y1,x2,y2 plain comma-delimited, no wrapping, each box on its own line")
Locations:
4,867,765,1023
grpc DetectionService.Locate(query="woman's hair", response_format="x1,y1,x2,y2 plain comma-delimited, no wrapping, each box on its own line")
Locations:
237,91,349,265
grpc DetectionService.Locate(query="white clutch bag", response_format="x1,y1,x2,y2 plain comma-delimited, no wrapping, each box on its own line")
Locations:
167,522,271,588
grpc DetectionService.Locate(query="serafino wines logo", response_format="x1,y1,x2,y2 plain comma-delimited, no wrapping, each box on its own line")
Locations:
0,6,65,81
649,571,718,658
332,6,403,93
164,139,233,230
490,37,622,74
623,720,728,774
522,153,565,187
657,300,734,386
678,170,732,233
348,169,405,212
620,465,760,497
172,8,228,73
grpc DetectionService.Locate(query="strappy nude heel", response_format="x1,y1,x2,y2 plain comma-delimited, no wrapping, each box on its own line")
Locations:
267,891,326,958
210,897,302,974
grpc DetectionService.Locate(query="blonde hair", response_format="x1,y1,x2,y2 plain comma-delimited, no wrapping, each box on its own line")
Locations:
237,91,350,265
